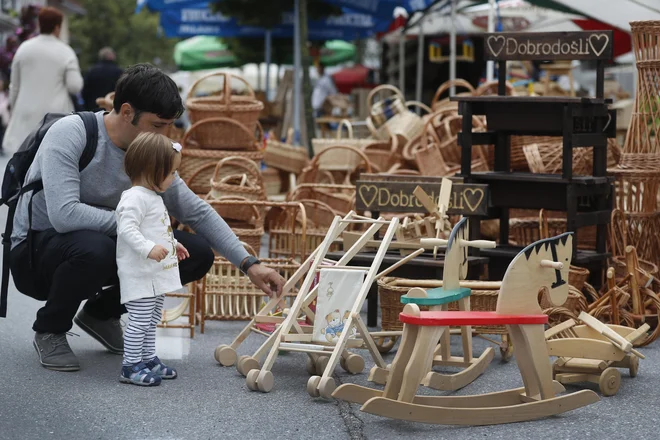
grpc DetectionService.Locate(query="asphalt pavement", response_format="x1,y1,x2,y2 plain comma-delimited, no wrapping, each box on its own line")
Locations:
0,156,658,440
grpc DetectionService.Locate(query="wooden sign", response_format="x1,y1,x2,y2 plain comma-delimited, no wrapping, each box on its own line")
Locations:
484,31,613,61
355,180,489,216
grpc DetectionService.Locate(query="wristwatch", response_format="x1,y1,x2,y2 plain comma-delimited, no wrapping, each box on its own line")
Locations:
240,256,261,275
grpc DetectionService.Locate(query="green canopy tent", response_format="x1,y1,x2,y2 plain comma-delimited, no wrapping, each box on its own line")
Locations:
174,36,239,71
313,40,357,66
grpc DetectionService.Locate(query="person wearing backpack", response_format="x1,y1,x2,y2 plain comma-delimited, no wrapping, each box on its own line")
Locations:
2,63,285,372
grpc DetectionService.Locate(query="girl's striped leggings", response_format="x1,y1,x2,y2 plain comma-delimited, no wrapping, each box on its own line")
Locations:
122,295,165,366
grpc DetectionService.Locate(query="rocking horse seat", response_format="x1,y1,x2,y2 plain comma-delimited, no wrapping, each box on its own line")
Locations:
399,311,548,327
400,287,471,306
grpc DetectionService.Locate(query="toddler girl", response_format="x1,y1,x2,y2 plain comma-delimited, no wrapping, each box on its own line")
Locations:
116,132,189,386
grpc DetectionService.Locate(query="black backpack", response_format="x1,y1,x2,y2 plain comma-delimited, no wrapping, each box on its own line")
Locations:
0,111,98,318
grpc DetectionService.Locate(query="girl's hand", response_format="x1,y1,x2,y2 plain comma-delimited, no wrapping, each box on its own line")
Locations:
176,243,190,261
148,245,169,262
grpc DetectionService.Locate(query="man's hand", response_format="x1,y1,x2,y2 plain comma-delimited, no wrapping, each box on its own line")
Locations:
176,243,190,261
247,264,285,297
148,245,169,262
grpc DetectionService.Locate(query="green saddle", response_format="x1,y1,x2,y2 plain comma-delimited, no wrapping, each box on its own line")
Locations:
400,287,471,306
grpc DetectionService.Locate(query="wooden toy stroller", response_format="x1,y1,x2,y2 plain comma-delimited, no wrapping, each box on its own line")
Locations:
368,218,497,391
546,311,648,396
215,211,423,397
333,232,600,425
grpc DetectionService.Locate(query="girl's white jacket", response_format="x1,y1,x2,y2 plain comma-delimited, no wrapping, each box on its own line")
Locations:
116,186,182,304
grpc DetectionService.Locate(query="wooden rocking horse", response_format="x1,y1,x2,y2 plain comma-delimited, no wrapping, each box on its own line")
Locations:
368,218,497,391
333,232,600,425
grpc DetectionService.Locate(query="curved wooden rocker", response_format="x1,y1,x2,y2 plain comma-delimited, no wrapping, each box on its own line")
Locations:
369,218,497,391
333,232,600,425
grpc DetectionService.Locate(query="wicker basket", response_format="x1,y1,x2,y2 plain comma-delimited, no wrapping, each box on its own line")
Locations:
368,84,406,126
377,278,502,334
268,199,341,259
180,151,264,195
540,285,588,316
182,116,263,151
263,129,309,174
208,156,264,195
299,144,373,184
206,200,264,255
186,71,263,142
312,120,375,171
202,242,300,321
287,183,355,215
431,79,476,111
361,136,400,172
262,167,282,196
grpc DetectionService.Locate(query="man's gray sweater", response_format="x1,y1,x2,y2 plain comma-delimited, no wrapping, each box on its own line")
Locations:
11,112,250,269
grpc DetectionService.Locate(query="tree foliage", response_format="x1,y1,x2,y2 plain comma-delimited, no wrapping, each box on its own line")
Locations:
69,0,180,71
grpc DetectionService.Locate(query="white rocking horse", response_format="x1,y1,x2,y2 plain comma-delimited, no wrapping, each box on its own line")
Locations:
333,232,600,425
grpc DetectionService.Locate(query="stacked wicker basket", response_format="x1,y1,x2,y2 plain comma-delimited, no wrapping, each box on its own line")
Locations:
179,71,267,254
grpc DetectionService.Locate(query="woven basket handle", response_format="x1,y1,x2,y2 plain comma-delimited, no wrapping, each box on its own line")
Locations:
431,79,475,108
238,241,258,257
211,155,261,184
310,144,373,173
187,71,256,103
335,119,354,140
367,84,404,112
474,80,516,96
182,116,259,149
185,162,218,188
219,173,250,187
406,101,433,115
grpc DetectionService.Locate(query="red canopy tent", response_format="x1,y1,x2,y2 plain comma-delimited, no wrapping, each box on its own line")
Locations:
331,64,376,94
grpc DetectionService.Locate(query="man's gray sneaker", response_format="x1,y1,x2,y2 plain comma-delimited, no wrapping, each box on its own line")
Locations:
33,333,80,372
73,309,124,354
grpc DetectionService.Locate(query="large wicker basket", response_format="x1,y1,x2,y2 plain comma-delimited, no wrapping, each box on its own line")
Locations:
263,129,309,174
182,116,263,151
311,120,375,171
377,278,502,334
201,242,300,322
186,72,263,144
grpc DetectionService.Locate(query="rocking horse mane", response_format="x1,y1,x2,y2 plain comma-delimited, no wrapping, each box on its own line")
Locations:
521,232,572,260
446,218,468,253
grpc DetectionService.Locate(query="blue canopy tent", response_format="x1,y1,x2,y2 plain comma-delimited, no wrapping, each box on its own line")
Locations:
137,0,435,145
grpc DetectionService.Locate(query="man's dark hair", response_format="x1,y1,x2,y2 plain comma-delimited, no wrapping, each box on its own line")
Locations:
113,64,184,124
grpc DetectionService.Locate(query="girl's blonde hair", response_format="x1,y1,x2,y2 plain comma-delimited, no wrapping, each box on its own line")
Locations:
124,132,180,188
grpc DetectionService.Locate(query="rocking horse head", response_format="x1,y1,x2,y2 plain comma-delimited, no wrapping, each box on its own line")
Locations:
496,233,573,315
443,218,470,288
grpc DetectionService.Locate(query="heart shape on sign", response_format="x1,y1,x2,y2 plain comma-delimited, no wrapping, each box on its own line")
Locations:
487,35,506,57
358,185,378,208
588,34,609,57
463,188,485,212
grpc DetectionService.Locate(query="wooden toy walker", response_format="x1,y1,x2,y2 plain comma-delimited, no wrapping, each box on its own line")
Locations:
333,232,601,425
369,218,497,391
215,211,425,397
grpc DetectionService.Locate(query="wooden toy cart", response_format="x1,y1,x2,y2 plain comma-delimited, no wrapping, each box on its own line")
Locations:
546,311,648,396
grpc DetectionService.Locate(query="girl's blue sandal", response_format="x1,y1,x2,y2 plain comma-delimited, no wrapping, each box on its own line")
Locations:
120,362,162,386
145,356,177,379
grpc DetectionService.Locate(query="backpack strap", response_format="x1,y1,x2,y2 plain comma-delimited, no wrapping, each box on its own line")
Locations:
0,112,99,318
